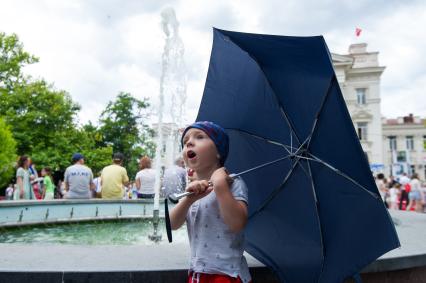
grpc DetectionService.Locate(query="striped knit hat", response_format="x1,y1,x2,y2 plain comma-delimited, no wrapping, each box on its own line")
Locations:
181,121,229,166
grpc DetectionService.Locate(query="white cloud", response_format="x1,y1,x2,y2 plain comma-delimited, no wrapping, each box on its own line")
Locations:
1,0,425,127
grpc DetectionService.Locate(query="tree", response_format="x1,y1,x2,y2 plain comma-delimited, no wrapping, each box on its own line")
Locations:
0,32,38,90
0,118,17,192
99,92,155,178
0,80,81,156
0,32,112,173
78,122,113,175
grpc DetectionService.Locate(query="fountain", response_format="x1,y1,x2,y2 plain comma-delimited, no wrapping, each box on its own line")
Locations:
150,7,187,242
0,6,188,245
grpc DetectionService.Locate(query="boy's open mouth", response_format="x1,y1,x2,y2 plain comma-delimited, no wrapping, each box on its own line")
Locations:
187,150,196,159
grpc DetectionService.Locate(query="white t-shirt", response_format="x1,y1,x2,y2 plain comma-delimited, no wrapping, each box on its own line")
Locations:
186,177,251,282
64,164,93,199
135,168,156,194
93,177,102,193
399,175,410,186
375,179,386,201
6,187,14,197
389,188,399,202
410,179,421,193
163,165,186,197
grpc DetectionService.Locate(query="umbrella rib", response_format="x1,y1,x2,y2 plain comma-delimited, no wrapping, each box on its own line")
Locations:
249,156,301,219
306,76,334,150
226,128,293,154
300,153,380,199
296,158,311,179
279,104,301,146
306,159,326,282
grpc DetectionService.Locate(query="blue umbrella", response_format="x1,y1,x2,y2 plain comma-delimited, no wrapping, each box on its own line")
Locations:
195,28,400,283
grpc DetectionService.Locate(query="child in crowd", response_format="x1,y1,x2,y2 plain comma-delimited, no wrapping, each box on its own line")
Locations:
388,183,400,210
41,167,55,200
5,184,14,200
170,121,251,283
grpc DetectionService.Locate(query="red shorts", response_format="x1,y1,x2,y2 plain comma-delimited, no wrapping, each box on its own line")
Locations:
187,272,246,283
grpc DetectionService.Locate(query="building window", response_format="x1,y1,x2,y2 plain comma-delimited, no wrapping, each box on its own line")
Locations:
397,151,407,162
406,136,414,150
356,88,366,105
388,136,397,150
357,122,367,140
410,165,416,175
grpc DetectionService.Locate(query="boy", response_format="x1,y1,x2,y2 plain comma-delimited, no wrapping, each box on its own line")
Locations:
170,121,251,283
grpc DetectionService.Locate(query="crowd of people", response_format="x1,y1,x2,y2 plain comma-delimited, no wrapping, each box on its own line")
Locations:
4,152,187,201
375,172,426,213
3,152,426,215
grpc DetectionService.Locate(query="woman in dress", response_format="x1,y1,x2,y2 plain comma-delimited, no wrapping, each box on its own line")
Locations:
14,156,35,200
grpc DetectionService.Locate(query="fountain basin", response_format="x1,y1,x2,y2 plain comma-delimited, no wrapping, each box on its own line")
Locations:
0,205,425,282
0,199,164,228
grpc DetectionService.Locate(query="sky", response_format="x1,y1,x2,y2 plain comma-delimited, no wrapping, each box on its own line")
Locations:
1,0,425,127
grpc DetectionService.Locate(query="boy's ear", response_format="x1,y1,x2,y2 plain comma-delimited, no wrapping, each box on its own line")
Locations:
216,154,221,160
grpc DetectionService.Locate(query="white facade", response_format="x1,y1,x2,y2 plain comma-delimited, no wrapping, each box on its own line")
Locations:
332,43,385,166
382,114,426,180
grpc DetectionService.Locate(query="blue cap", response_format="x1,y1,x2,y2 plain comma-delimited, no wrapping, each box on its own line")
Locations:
181,121,229,166
72,153,84,163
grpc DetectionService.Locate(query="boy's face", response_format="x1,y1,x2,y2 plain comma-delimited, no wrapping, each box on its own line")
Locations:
182,128,220,172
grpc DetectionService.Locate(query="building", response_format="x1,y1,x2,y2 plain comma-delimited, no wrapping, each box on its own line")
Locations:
332,44,426,179
332,43,385,166
382,114,426,180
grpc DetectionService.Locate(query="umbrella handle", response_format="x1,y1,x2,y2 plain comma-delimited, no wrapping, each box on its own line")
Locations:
168,154,290,204
168,181,215,204
164,198,173,243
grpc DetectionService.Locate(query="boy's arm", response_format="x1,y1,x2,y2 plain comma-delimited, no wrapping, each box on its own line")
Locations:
211,168,248,233
169,197,193,230
216,188,248,233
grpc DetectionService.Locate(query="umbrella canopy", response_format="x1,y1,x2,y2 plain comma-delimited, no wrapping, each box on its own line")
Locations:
196,28,400,283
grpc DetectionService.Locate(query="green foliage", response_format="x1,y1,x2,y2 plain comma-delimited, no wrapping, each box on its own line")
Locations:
27,122,113,173
0,118,17,192
0,32,154,181
0,32,38,90
99,92,155,178
75,122,113,174
82,146,113,176
0,80,81,156
0,32,114,175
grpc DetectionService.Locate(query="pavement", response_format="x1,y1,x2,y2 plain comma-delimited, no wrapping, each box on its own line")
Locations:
0,210,425,273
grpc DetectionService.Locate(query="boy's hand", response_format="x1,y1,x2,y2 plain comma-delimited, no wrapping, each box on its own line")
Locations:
210,167,233,193
185,180,212,202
